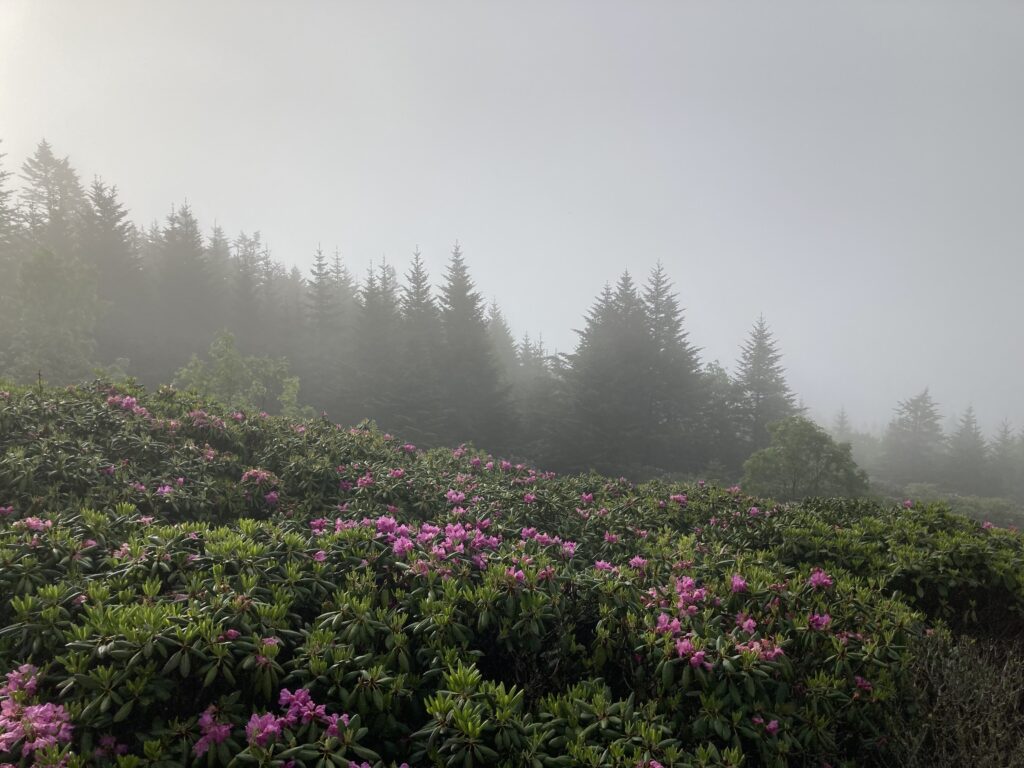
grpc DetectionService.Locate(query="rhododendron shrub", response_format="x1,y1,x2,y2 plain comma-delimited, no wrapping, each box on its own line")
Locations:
0,382,1022,766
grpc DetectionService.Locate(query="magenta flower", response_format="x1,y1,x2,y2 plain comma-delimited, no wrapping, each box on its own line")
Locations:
807,568,834,589
603,531,619,544
523,493,537,504
245,712,280,747
765,719,780,735
388,468,405,479
731,574,748,593
628,555,647,570
312,550,327,562
808,613,832,630
392,537,414,557
593,560,614,572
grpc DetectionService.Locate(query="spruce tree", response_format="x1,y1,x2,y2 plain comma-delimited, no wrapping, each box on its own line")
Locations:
80,178,144,368
734,315,797,453
6,248,99,383
560,273,658,474
148,203,214,383
990,421,1022,499
642,263,704,471
438,243,513,450
487,300,519,387
303,246,345,417
945,406,988,496
19,140,85,257
353,260,403,428
392,249,446,443
832,407,853,443
881,388,945,487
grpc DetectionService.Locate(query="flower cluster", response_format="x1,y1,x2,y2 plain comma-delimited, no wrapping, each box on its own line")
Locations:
0,664,73,758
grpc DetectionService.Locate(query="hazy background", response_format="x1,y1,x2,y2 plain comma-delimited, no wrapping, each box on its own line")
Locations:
2,0,1022,433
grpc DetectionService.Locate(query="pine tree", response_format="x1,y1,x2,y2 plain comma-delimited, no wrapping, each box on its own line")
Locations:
0,142,19,367
19,140,86,257
832,408,853,443
734,315,797,453
989,420,1020,499
147,203,214,383
696,360,745,479
944,406,988,496
560,273,658,474
438,243,513,450
642,263,705,471
79,178,144,368
881,388,945,487
6,248,99,383
353,260,403,428
392,249,446,443
486,300,519,387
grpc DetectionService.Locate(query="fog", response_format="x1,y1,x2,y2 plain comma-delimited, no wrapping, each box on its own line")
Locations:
2,0,1023,435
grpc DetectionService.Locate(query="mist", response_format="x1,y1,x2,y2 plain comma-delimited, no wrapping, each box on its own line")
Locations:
3,0,1024,490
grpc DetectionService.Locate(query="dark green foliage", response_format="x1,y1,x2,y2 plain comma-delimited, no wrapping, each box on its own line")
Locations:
437,244,513,451
2,382,1020,767
733,316,797,453
742,416,869,501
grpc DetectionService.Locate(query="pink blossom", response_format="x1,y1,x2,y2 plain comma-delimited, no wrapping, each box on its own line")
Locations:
264,491,279,506
765,719,780,735
604,531,619,544
560,541,577,558
523,493,537,504
312,550,327,562
392,537,414,557
731,574,748,593
593,560,615,572
245,712,280,747
903,499,914,509
807,568,834,589
388,468,405,479
808,613,832,630
669,493,687,506
628,556,647,570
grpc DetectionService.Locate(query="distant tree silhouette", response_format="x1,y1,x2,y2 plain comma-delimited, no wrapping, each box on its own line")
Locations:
882,388,945,487
734,315,798,452
945,406,988,496
392,249,446,443
80,179,144,368
438,244,513,449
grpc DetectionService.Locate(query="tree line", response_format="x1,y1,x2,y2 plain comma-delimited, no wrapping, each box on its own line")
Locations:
2,138,1023,501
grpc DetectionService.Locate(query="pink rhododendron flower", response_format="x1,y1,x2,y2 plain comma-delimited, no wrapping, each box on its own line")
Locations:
808,613,832,630
807,568,834,589
731,574,748,593
245,713,280,747
312,550,327,562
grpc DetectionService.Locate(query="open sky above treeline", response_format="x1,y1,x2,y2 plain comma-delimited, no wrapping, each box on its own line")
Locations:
2,0,1022,433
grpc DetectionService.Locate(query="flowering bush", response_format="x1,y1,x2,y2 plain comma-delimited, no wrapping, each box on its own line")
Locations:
0,382,1021,766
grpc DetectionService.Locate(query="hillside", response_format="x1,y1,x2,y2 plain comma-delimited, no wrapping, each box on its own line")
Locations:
1,381,1023,767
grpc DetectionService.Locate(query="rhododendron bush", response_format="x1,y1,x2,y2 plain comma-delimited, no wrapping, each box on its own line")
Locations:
1,382,1022,767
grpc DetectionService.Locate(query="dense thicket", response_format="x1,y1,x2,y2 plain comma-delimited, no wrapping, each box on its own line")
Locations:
2,139,1023,502
2,383,1023,766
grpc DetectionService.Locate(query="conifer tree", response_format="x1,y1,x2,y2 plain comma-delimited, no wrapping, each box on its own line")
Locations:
392,249,446,442
438,243,513,450
561,273,658,474
487,300,519,387
6,248,99,383
881,388,945,487
0,142,19,366
696,360,745,478
79,179,144,368
990,421,1022,499
303,246,345,417
148,203,214,383
353,260,403,428
832,407,853,443
642,263,704,471
944,406,988,496
734,315,797,453
19,140,85,257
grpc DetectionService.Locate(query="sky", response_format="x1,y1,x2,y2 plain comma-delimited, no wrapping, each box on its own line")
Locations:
2,1,1022,434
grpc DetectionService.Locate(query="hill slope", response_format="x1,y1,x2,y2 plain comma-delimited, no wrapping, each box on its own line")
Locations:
1,381,1022,767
